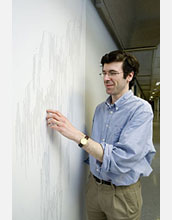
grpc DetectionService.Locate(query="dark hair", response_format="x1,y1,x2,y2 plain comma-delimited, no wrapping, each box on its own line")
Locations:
101,50,139,89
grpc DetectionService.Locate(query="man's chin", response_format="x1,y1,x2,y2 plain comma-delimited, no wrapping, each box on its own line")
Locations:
106,88,113,95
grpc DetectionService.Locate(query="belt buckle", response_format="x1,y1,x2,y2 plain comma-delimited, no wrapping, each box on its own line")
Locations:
97,179,102,185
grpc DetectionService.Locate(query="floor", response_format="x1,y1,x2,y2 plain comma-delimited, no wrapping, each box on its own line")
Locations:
141,111,160,220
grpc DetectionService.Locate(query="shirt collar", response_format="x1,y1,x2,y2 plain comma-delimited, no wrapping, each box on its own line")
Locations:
105,90,133,108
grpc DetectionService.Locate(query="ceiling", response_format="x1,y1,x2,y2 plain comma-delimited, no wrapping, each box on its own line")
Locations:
91,0,160,101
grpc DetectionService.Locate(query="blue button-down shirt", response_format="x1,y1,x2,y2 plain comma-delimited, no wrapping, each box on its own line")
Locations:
90,90,156,186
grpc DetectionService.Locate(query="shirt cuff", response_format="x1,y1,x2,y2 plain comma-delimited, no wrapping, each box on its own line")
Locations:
98,142,113,172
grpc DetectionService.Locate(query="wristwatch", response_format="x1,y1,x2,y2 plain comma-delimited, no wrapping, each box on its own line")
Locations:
78,135,89,148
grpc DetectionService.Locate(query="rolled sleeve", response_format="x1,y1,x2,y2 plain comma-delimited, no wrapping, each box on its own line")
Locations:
101,142,132,174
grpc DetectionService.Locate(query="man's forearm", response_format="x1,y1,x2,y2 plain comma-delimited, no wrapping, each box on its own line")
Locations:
83,138,104,162
73,131,104,162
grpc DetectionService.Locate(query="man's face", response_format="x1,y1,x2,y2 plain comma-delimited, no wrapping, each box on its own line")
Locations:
102,61,132,99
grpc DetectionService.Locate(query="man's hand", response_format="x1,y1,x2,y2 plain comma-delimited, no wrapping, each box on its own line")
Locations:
46,109,84,143
46,109,104,162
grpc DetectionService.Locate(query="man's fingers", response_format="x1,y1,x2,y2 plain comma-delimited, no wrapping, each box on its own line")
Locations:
47,118,56,124
47,119,64,133
46,110,66,124
46,113,60,121
47,117,64,127
46,109,62,116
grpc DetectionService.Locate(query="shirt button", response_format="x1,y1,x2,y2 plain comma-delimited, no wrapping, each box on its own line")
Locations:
110,111,113,114
96,168,99,172
102,138,105,141
116,107,118,110
106,124,108,127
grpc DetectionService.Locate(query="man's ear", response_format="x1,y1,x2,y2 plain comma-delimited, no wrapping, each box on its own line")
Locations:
127,71,134,82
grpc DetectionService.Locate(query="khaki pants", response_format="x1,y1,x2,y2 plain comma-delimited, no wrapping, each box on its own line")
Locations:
86,174,143,220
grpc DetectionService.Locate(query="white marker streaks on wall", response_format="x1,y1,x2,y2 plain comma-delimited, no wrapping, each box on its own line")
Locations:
14,8,86,219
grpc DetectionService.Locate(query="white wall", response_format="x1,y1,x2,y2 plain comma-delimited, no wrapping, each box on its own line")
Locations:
13,0,86,220
12,0,118,220
85,1,118,136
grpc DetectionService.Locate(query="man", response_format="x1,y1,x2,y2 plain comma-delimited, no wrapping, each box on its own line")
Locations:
46,50,156,220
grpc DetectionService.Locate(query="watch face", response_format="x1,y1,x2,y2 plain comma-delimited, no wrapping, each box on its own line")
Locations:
81,138,87,145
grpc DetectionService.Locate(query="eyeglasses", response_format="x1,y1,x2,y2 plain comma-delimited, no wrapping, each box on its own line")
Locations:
99,70,123,78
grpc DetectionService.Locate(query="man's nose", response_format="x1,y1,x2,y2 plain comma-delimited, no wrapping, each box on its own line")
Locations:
104,73,111,81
